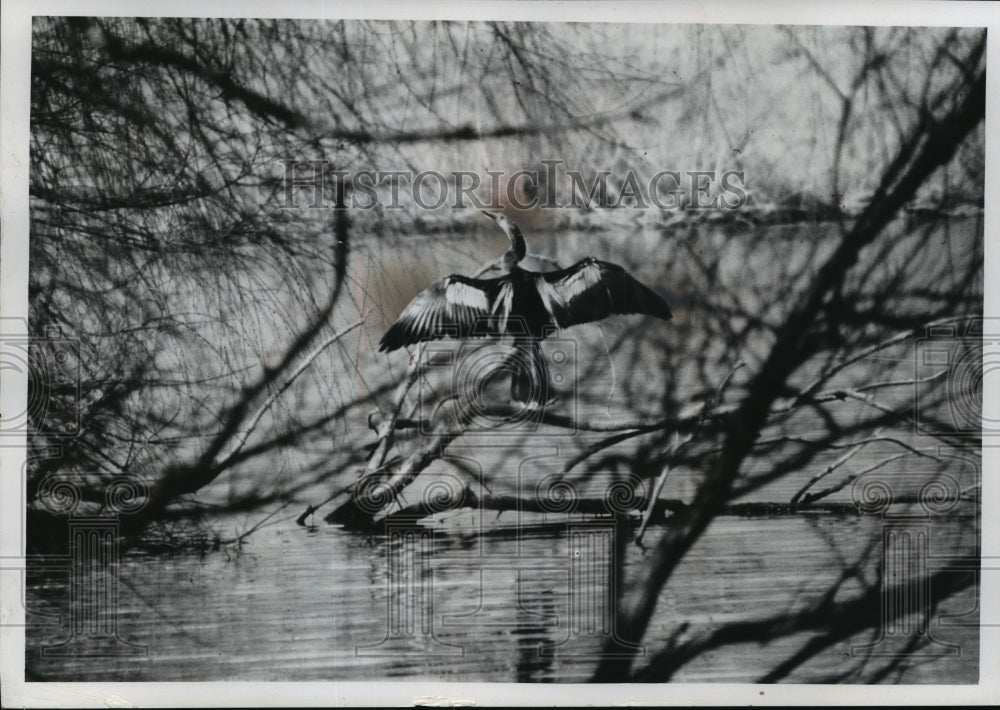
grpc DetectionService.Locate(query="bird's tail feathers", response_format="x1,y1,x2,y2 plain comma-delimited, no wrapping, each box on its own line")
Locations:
510,340,552,405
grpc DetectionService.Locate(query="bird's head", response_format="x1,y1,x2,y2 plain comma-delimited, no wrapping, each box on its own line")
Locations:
481,209,510,229
481,210,526,264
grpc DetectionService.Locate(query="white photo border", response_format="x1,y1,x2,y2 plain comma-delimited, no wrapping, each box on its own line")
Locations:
2,1,997,706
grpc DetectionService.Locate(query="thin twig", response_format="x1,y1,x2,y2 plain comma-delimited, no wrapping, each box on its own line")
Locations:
799,316,965,399
796,452,911,505
636,362,744,545
216,318,366,471
636,432,687,544
789,427,883,507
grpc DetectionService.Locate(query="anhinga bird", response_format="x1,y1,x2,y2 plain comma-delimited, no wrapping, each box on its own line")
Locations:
379,211,673,404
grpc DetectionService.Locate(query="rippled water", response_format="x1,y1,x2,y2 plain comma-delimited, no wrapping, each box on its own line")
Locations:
26,512,977,683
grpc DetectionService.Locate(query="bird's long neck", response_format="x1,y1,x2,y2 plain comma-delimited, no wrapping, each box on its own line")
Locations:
506,225,527,263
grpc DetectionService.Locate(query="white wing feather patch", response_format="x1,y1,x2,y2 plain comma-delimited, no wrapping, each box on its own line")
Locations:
558,261,602,301
492,280,513,331
535,278,555,320
444,278,490,311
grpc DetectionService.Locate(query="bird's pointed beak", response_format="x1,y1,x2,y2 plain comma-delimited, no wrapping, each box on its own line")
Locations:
480,209,500,222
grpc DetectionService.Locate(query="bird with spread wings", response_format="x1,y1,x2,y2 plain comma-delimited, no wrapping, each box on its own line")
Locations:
379,211,673,405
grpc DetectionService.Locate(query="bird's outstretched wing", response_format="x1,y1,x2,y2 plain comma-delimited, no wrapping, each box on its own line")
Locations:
536,258,673,329
378,274,505,352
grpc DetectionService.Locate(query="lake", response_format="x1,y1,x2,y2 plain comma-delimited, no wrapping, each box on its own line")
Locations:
25,507,978,683
23,216,982,684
